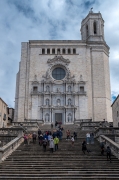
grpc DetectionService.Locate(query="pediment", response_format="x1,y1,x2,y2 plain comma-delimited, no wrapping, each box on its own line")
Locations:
47,55,70,65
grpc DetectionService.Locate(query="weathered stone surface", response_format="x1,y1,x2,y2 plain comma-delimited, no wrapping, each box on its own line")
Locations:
14,11,112,124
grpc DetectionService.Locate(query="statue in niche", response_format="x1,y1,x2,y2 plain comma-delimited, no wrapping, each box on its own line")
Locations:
68,86,71,92
68,99,72,106
45,113,49,122
57,99,61,106
46,99,49,106
34,75,37,80
57,88,60,92
80,75,83,81
68,113,72,122
46,85,50,92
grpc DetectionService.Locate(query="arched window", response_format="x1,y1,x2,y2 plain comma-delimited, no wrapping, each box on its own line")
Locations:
68,113,72,122
73,48,76,54
80,86,84,92
93,21,97,34
46,99,50,106
52,49,55,54
86,25,89,38
68,99,72,106
42,49,45,54
33,86,38,92
47,49,50,54
57,99,61,106
45,113,49,122
68,49,71,54
46,85,50,92
57,49,60,54
63,48,65,54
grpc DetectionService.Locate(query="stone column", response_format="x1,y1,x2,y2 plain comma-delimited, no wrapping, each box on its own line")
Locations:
55,48,57,55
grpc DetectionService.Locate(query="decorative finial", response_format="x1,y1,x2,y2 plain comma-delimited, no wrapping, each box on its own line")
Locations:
90,7,93,13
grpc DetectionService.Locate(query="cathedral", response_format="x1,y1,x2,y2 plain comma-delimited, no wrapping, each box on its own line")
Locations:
14,10,112,124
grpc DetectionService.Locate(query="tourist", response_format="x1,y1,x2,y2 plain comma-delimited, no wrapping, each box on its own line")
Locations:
100,141,105,155
71,136,74,146
23,134,28,145
28,133,32,145
51,123,53,129
38,134,43,146
66,130,70,140
38,129,42,136
32,132,37,143
106,146,111,162
86,132,90,144
73,131,77,140
90,132,94,144
55,120,58,127
59,129,63,140
82,140,88,154
42,138,47,152
48,134,52,145
49,137,54,153
54,136,59,151
43,132,48,140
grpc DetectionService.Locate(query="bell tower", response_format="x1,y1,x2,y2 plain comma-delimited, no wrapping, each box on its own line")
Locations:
81,9,105,41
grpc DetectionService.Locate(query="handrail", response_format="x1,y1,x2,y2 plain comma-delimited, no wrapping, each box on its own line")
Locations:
97,135,119,159
0,136,23,163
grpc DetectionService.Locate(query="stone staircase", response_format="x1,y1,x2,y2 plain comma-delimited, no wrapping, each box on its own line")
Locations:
0,125,119,179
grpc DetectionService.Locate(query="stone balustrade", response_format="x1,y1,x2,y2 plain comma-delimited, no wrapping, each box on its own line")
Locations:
80,121,111,131
74,119,92,124
0,128,24,137
0,135,16,147
0,136,24,163
97,135,119,159
12,121,40,128
94,127,119,138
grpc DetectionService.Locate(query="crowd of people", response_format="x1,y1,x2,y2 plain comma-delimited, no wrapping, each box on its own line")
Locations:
23,126,112,162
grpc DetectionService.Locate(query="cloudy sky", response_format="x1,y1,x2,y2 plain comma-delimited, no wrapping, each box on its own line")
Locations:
0,0,119,107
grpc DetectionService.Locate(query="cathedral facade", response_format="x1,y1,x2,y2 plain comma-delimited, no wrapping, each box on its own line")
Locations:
14,11,112,124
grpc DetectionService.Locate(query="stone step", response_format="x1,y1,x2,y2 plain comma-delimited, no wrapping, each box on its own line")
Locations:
0,128,118,179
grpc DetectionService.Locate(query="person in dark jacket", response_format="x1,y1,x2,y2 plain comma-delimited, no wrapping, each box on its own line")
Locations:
100,141,105,155
82,140,88,154
106,146,111,162
42,138,47,152
38,134,43,146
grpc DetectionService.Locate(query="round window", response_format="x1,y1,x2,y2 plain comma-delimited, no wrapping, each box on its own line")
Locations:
52,67,66,80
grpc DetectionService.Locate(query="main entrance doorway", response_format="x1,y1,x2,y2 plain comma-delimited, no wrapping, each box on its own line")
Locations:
55,113,62,124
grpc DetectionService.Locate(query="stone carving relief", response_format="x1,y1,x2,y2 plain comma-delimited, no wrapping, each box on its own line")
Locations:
47,55,70,65
32,75,39,85
42,55,76,83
